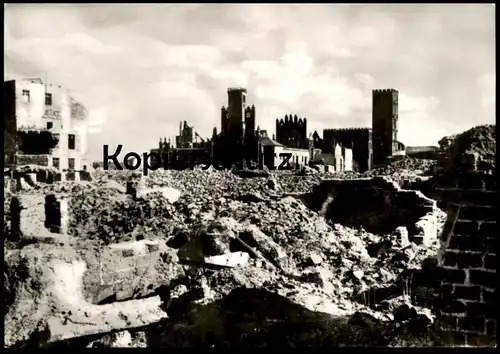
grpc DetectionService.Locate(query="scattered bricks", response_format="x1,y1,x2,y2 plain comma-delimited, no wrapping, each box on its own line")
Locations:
457,171,486,190
438,267,467,284
454,285,482,302
470,270,497,289
448,236,488,253
479,222,497,238
439,330,467,346
458,316,486,333
483,254,496,270
441,300,467,314
122,249,135,258
438,315,458,331
485,320,497,336
453,220,480,236
459,206,497,222
443,252,483,269
466,333,496,347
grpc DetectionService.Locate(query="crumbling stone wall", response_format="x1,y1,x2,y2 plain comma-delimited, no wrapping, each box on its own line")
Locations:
434,154,497,347
306,177,439,243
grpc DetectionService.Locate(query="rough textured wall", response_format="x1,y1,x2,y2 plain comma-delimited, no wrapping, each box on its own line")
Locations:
434,155,497,347
305,177,439,242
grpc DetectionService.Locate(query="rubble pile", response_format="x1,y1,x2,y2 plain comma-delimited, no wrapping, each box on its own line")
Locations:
67,185,181,244
6,138,470,348
438,124,496,172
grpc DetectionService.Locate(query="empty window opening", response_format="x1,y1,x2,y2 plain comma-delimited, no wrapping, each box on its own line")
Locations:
45,93,52,105
68,134,76,150
22,90,31,102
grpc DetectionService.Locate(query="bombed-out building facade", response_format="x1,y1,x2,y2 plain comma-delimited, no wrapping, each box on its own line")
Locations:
4,78,89,180
152,87,405,172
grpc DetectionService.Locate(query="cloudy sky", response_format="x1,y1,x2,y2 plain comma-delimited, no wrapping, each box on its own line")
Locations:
5,4,495,162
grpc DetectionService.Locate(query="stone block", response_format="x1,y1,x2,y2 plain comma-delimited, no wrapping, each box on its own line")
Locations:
436,188,498,207
459,206,497,222
479,222,497,238
467,302,496,319
414,213,437,246
437,267,466,285
448,235,489,253
482,288,496,303
114,268,135,281
204,252,250,268
470,269,496,289
440,300,467,315
453,220,480,236
443,251,483,269
438,315,458,331
453,285,482,302
458,316,486,333
466,333,496,347
483,254,496,271
116,287,134,301
439,330,467,346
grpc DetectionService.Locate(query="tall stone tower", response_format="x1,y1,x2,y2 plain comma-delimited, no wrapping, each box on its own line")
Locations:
372,89,398,165
226,87,247,145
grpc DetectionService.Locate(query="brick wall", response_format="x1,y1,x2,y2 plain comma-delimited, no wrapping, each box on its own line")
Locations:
435,153,497,347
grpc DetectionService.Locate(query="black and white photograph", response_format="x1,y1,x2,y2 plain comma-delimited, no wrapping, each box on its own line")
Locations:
3,3,496,348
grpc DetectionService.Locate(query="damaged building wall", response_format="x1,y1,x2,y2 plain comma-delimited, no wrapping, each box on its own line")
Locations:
4,78,89,178
305,176,440,244
434,154,497,347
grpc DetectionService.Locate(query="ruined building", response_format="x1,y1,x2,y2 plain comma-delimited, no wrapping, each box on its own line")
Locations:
275,115,309,149
219,88,257,163
175,121,194,148
315,128,373,173
4,78,89,180
372,89,405,165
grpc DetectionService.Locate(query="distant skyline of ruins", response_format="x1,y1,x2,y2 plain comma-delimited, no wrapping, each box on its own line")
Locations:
5,4,495,162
